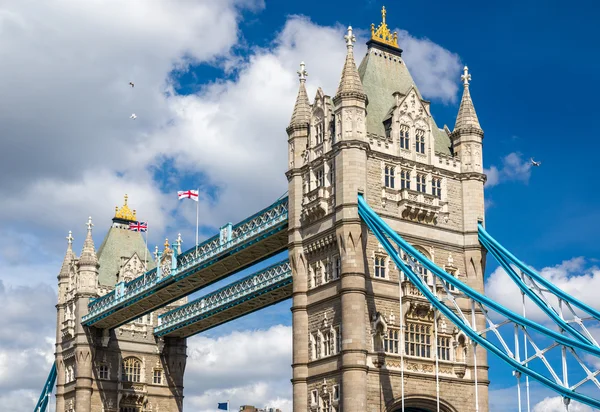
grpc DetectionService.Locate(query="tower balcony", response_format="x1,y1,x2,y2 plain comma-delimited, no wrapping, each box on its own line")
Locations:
381,188,448,224
61,318,75,339
118,381,148,407
302,186,332,223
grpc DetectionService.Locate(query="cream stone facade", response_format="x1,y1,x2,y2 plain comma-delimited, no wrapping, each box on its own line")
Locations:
55,198,187,412
287,8,488,412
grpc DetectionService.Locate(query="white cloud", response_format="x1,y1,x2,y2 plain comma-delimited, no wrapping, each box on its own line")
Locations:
184,325,292,411
485,257,600,324
533,396,593,412
484,152,531,188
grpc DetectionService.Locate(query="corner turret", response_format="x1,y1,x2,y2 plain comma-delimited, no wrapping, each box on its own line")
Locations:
75,216,99,297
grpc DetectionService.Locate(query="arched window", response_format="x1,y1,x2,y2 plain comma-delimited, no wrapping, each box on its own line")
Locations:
122,357,142,383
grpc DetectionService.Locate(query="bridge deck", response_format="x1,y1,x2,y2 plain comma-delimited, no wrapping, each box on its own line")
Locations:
154,259,292,338
82,198,289,329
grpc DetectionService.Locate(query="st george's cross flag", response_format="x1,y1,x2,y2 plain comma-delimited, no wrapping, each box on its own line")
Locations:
129,221,148,232
178,189,199,201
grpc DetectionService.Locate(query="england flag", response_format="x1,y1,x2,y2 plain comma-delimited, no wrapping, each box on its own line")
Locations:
177,190,199,201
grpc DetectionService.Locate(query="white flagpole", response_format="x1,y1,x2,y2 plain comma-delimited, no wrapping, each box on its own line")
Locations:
144,223,148,270
195,187,199,254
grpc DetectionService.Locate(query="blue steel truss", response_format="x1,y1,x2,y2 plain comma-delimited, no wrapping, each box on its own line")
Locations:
154,259,292,337
82,197,289,327
357,195,600,409
34,362,56,412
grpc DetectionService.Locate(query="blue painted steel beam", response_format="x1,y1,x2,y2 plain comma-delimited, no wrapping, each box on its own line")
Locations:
82,198,289,329
34,362,56,412
154,259,292,338
357,195,600,409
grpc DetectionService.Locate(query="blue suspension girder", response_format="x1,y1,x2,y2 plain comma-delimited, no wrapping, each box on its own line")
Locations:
479,225,600,346
357,195,600,409
34,362,56,412
154,259,292,338
82,197,289,329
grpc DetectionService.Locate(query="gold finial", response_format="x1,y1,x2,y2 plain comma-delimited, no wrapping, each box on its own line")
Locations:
164,238,170,249
370,5,399,48
114,194,137,221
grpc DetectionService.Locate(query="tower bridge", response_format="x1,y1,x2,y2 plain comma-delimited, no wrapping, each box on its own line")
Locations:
37,6,600,412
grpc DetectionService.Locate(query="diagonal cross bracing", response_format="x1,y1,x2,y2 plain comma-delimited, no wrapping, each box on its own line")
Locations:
82,198,289,329
154,259,292,338
357,195,600,409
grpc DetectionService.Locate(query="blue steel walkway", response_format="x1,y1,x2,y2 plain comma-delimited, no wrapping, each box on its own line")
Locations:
154,259,291,338
82,197,289,329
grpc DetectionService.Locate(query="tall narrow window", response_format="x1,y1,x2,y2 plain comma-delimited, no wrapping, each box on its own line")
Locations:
98,364,109,380
316,122,324,144
400,125,410,149
333,385,340,401
122,358,141,383
437,336,451,361
415,130,425,154
416,174,426,193
328,161,335,186
153,369,162,384
316,169,325,188
432,177,442,199
401,170,411,189
334,326,342,353
384,328,400,354
384,165,395,188
323,331,332,356
374,256,386,278
328,255,341,281
405,323,431,358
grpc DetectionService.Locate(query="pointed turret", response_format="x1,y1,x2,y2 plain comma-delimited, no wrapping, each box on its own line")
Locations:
454,66,482,132
289,61,311,127
76,216,99,297
78,217,98,268
59,231,76,279
335,26,365,98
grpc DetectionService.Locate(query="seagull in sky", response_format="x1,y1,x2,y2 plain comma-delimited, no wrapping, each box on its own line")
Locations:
130,113,137,120
129,82,135,88
530,158,541,167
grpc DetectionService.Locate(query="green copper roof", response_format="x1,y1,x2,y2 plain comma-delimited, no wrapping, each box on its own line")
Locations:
97,225,155,286
357,42,452,156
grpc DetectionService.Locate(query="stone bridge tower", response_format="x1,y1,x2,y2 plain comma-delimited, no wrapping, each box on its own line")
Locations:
55,196,187,412
287,7,488,412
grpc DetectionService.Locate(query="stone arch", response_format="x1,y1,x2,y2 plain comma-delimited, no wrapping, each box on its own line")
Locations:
388,395,458,412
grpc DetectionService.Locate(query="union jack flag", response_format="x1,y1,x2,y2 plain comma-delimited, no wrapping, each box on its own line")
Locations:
129,221,148,232
177,189,199,201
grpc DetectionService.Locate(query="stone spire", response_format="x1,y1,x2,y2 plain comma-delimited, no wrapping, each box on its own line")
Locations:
59,231,77,279
454,66,481,131
289,61,311,127
335,26,365,98
78,216,98,267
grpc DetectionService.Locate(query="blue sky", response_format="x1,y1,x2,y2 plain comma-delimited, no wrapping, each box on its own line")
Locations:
1,0,599,410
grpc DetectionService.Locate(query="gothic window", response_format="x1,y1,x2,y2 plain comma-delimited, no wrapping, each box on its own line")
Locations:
323,331,332,357
122,357,142,383
135,314,151,325
327,255,341,281
437,336,451,361
401,170,411,190
316,122,325,145
328,161,335,186
442,268,458,292
310,265,317,289
384,120,392,139
311,390,319,406
432,177,442,199
384,328,400,354
333,385,340,401
405,323,431,358
384,165,395,188
316,168,325,188
334,326,341,353
98,364,109,380
310,333,317,360
415,129,425,154
416,173,426,193
400,125,410,149
374,256,386,278
153,369,163,384
303,174,309,194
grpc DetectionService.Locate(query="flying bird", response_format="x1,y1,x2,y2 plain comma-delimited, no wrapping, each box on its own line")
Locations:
130,114,137,120
129,82,135,88
530,158,541,167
